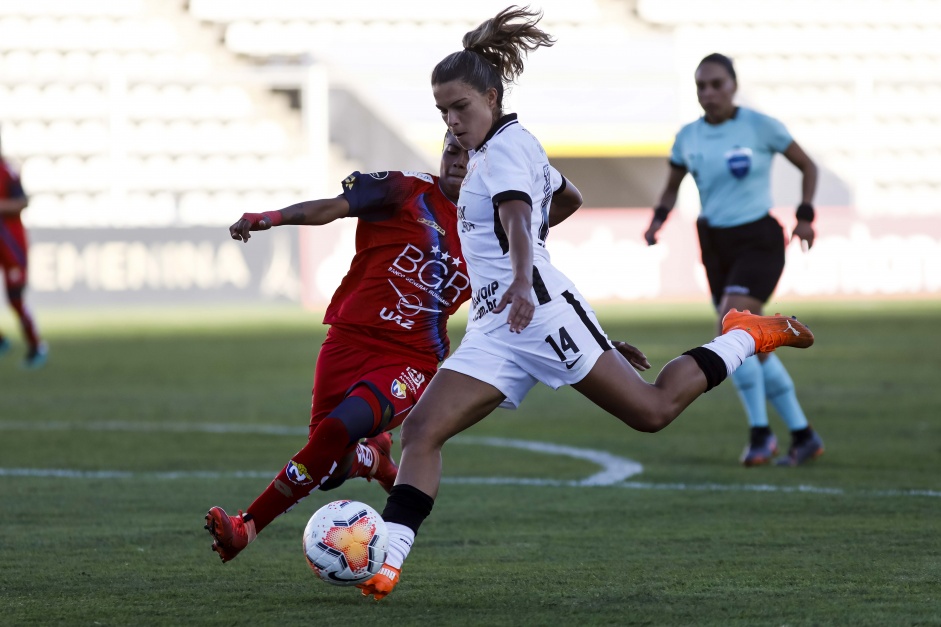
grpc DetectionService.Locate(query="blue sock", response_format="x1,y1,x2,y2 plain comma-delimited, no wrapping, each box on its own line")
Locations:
762,353,809,431
731,355,768,428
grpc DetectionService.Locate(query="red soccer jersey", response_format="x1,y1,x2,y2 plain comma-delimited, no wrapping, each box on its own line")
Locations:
0,159,25,229
323,170,470,365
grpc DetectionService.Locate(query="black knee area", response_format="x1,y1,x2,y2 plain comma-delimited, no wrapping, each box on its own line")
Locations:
6,283,23,302
683,346,728,392
381,484,434,535
325,396,374,444
348,380,395,437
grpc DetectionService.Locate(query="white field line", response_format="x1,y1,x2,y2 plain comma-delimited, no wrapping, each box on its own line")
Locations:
1,421,939,499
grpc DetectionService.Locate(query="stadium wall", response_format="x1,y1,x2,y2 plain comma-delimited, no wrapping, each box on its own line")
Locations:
25,206,939,309
26,227,301,306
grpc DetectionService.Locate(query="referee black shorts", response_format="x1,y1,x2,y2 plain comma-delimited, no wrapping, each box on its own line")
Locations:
696,213,786,308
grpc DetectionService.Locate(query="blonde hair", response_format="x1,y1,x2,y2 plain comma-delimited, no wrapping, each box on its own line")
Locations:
432,6,555,111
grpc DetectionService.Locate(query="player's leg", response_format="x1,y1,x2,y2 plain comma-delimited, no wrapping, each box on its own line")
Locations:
206,338,429,562
394,370,506,498
700,219,774,460
206,385,392,562
6,281,44,367
572,307,812,434
0,234,44,368
0,267,8,357
316,381,403,492
360,343,515,600
720,292,777,465
719,215,789,464
764,352,824,466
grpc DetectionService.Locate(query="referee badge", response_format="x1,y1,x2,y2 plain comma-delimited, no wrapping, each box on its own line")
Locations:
725,146,753,179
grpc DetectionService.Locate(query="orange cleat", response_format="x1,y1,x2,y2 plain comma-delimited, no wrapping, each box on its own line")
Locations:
358,564,401,600
205,506,256,563
721,309,815,353
363,432,398,494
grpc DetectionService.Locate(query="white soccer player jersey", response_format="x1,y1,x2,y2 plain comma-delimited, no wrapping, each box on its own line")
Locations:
457,113,573,333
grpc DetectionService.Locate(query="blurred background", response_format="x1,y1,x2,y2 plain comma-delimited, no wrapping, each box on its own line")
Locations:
1,0,939,310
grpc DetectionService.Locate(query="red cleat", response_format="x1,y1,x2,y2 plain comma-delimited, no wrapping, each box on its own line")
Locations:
363,432,398,493
204,506,256,563
358,564,401,600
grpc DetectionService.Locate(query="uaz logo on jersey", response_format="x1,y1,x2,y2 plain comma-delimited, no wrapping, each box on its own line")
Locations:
725,146,753,179
390,378,407,399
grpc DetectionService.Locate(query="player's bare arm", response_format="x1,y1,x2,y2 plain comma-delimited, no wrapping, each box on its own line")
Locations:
0,197,28,213
229,196,351,243
782,140,818,250
492,199,535,333
547,177,583,227
645,164,687,245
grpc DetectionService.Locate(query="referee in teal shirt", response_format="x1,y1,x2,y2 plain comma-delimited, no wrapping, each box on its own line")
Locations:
647,53,824,467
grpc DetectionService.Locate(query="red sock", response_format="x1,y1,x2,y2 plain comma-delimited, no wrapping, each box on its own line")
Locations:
346,442,376,480
246,386,387,533
246,418,355,533
8,292,40,350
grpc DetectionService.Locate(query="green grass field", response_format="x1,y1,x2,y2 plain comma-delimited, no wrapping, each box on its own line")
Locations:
1,300,939,626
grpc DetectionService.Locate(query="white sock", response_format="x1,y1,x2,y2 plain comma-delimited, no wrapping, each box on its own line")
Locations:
384,522,415,569
703,329,756,375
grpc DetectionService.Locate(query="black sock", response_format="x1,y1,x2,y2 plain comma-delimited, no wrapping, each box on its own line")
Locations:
382,484,435,535
750,426,773,445
683,346,728,392
791,427,813,445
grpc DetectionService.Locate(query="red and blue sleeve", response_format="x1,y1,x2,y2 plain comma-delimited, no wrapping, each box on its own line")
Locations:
340,171,414,222
0,164,26,199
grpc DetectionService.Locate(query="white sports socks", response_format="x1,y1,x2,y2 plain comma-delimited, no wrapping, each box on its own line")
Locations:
384,522,415,569
703,329,756,375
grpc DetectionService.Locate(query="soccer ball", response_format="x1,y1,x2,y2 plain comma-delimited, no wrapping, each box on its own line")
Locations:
302,500,388,586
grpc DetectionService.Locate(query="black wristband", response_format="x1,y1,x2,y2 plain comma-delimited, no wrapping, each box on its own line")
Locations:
653,206,670,223
796,202,815,222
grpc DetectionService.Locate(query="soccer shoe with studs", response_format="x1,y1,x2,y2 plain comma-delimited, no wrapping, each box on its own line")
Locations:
358,564,401,600
205,506,256,563
776,429,825,467
721,309,814,353
22,342,48,370
740,429,778,467
364,432,398,494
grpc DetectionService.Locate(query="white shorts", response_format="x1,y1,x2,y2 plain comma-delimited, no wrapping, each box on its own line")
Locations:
441,288,612,409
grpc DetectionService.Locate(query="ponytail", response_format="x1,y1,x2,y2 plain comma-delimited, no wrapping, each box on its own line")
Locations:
432,6,555,111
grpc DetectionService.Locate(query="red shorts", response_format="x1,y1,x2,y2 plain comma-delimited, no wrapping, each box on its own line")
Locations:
0,220,28,288
309,327,438,433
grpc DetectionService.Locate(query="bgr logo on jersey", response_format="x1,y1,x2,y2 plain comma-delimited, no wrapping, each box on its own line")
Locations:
380,243,471,329
725,146,753,179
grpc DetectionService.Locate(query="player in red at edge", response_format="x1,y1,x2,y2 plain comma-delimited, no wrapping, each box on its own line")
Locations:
204,131,588,562
0,129,46,369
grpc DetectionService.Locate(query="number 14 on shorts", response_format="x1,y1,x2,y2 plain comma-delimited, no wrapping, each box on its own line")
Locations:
545,327,582,369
